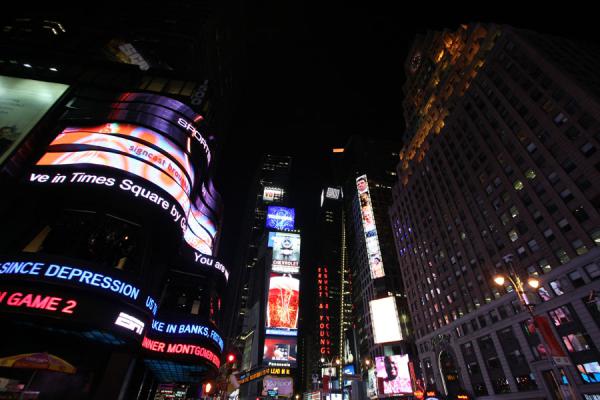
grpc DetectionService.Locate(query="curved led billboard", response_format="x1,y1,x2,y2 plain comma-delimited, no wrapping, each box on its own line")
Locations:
30,93,222,258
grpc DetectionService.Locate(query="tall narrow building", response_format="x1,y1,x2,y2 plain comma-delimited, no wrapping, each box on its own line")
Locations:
390,23,600,399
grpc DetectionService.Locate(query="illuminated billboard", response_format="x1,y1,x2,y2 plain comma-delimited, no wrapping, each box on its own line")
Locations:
271,232,301,274
262,376,294,397
356,175,385,279
367,368,378,399
33,121,218,256
264,336,297,367
0,76,69,165
263,187,284,203
369,297,402,344
266,275,299,336
325,187,341,200
375,355,412,395
266,206,295,231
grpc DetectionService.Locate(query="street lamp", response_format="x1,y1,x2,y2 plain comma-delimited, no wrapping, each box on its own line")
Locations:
493,266,581,399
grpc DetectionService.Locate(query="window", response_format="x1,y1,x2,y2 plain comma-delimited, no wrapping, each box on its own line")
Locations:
539,258,552,273
562,332,593,352
544,228,555,241
573,206,589,222
560,189,574,202
577,361,600,383
528,239,540,252
562,159,577,174
548,171,560,184
548,305,573,326
554,112,568,126
525,169,537,179
572,239,589,255
510,205,519,218
526,142,537,153
558,218,572,232
555,248,570,264
590,228,600,246
568,270,586,287
513,180,524,190
584,263,600,280
581,142,597,157
538,287,553,301
550,280,565,295
508,229,519,242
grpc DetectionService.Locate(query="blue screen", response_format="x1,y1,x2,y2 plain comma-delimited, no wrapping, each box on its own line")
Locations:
266,206,295,231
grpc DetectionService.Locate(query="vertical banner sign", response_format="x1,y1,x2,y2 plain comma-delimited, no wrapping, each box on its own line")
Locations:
318,266,331,356
356,175,385,279
534,315,571,366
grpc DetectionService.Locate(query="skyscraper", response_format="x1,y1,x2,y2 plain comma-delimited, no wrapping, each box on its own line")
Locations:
390,23,600,398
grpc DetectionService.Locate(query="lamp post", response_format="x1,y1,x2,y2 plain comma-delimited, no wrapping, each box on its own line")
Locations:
319,357,341,394
493,258,581,400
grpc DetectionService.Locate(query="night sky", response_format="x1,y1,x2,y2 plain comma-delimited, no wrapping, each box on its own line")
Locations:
215,2,600,271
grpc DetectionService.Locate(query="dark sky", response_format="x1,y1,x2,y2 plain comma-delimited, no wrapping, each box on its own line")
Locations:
215,2,600,268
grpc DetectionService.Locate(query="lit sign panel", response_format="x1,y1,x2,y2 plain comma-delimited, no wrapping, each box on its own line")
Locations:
115,312,145,335
369,297,402,344
0,257,157,316
32,117,219,257
0,260,140,300
356,175,385,279
264,337,297,367
141,337,220,368
0,289,77,315
262,376,293,397
263,187,284,203
367,368,378,399
266,206,295,231
325,187,341,200
271,233,301,274
0,76,69,165
266,275,299,336
375,355,412,395
318,266,331,356
150,319,223,351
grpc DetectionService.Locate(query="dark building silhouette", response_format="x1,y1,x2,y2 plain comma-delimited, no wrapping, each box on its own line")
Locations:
0,7,240,399
390,23,600,399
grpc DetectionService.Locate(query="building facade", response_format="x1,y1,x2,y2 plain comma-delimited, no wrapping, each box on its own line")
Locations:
390,23,600,399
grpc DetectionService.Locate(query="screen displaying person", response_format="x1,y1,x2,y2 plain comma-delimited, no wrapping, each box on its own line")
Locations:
356,177,368,193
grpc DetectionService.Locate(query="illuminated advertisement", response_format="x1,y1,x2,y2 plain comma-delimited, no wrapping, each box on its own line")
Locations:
0,256,157,317
263,187,284,203
369,297,402,344
33,120,218,256
0,76,69,165
367,368,378,399
325,187,341,200
271,232,301,274
356,175,385,279
318,266,331,356
263,337,297,367
262,376,293,397
266,275,300,336
266,206,295,231
375,355,412,395
343,365,355,386
150,319,224,351
141,336,220,368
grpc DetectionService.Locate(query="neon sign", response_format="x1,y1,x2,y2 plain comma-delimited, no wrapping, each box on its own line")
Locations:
0,290,77,314
141,337,220,368
0,261,140,300
150,320,224,350
318,266,331,356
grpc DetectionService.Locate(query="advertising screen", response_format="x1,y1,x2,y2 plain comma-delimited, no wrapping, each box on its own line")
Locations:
0,76,69,164
375,355,412,395
263,337,297,367
266,275,299,335
34,122,218,256
263,187,284,203
271,233,301,274
325,187,341,200
367,368,378,399
356,175,385,279
266,206,295,231
262,376,294,397
369,297,402,344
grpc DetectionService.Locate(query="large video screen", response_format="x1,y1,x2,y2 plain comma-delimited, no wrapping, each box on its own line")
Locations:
266,206,295,231
369,297,402,344
266,274,300,336
271,232,301,274
375,355,412,395
0,76,69,165
34,123,218,256
264,336,297,367
356,175,384,279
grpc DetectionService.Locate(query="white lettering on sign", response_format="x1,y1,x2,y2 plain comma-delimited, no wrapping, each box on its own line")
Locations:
177,117,211,164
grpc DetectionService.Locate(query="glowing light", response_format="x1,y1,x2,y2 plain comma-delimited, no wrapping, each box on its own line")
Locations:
493,275,505,286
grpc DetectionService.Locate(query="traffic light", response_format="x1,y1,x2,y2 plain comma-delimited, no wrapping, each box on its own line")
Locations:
226,353,236,364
